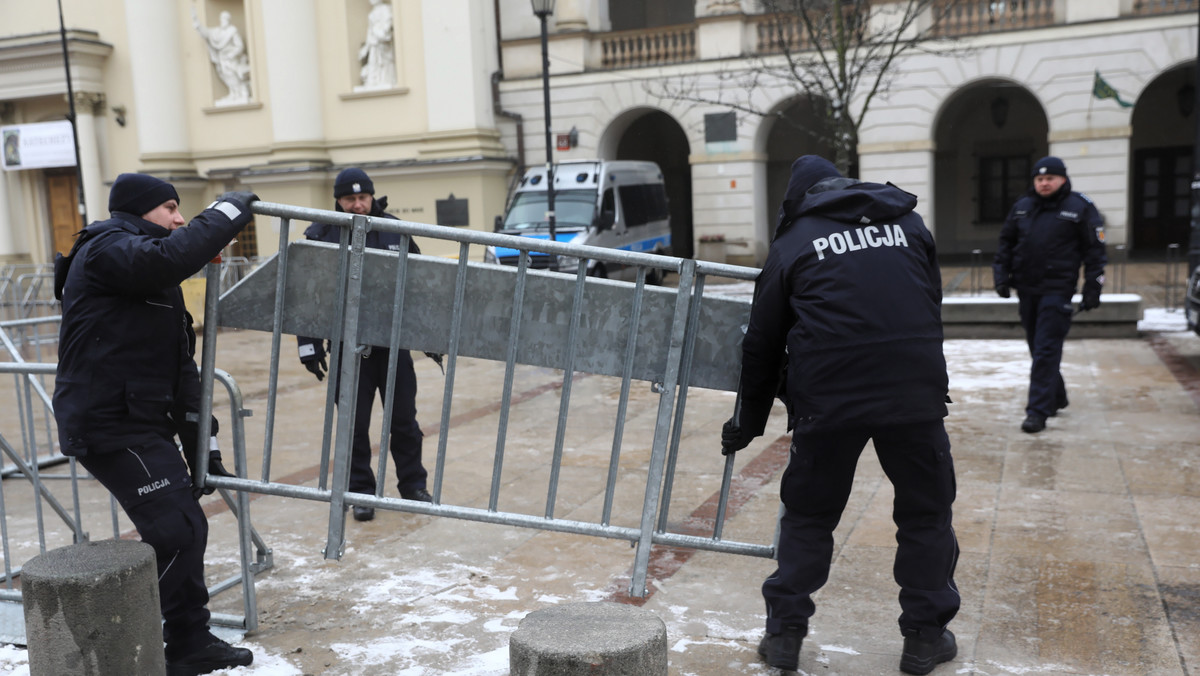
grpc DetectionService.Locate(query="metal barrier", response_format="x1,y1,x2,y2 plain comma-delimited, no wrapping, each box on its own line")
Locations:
0,352,271,643
207,201,774,597
969,249,985,296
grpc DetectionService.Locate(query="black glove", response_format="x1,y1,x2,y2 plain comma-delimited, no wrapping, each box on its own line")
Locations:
1081,290,1101,311
424,352,445,374
217,190,260,210
303,355,328,381
721,418,755,456
191,451,234,499
995,284,1011,299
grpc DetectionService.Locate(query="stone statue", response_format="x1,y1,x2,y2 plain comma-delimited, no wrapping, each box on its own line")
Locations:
192,9,252,106
357,0,396,91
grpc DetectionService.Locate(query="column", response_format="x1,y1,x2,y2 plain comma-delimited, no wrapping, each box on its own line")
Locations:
260,0,327,163
73,92,106,224
555,0,589,31
0,103,13,258
122,0,193,173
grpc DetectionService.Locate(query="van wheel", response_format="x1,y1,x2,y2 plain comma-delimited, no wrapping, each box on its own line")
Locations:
589,263,608,279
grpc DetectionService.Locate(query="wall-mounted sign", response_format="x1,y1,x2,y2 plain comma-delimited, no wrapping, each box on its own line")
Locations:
2,120,77,171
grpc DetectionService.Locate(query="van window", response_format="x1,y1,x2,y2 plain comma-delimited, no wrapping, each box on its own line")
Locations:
618,184,669,227
503,188,597,230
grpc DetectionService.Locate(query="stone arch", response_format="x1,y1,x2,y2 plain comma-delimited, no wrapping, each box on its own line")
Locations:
1128,60,1196,254
931,78,1048,256
754,95,839,240
599,107,694,257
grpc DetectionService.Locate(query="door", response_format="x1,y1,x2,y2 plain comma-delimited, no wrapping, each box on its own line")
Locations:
1132,147,1192,254
46,170,83,257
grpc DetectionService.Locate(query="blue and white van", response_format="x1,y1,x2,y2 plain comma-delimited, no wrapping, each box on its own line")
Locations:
484,160,672,282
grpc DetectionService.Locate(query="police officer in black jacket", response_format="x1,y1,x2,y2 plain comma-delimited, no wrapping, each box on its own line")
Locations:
54,173,257,675
722,156,959,675
993,156,1106,434
297,168,431,522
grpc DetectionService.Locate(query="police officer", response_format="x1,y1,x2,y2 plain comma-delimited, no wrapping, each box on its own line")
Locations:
722,156,959,675
297,167,432,522
993,156,1106,434
54,173,257,675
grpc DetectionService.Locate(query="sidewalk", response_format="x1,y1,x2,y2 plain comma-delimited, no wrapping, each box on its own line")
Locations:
2,321,1199,675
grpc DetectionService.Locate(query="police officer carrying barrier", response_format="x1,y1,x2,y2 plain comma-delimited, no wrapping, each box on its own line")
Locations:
53,173,257,675
297,168,433,521
721,156,959,675
992,156,1106,434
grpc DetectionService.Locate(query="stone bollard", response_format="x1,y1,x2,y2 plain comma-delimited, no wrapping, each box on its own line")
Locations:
510,601,668,675
21,539,164,676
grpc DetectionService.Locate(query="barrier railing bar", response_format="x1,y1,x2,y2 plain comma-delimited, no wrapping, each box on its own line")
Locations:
374,234,413,498
630,259,697,596
656,271,707,534
490,250,531,513
545,263,589,520
324,215,372,559
433,242,472,505
602,266,647,526
260,216,293,482
317,223,355,491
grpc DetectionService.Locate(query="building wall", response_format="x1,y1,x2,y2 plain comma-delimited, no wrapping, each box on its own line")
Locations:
495,6,1198,264
0,0,514,265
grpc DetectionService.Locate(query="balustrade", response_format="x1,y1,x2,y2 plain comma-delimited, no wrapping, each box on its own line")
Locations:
931,0,1057,37
1130,0,1199,15
600,26,696,69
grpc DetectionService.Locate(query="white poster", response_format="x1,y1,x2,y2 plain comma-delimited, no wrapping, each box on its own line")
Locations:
1,120,77,171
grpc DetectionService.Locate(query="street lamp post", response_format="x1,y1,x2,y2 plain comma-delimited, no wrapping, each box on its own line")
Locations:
532,0,557,264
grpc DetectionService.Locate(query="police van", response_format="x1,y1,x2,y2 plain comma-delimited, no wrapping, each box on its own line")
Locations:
484,160,672,282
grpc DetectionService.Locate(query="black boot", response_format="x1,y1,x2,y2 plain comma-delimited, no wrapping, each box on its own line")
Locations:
1021,413,1046,433
167,638,253,676
401,487,433,503
353,506,376,521
757,624,804,671
900,629,956,675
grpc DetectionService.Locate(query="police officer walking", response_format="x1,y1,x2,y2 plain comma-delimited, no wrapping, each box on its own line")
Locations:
993,156,1106,434
54,173,257,675
721,156,959,675
297,168,432,522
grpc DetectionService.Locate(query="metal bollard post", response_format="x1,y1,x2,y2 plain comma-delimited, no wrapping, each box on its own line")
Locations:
1167,243,1181,311
970,249,983,296
21,540,164,676
1113,244,1127,293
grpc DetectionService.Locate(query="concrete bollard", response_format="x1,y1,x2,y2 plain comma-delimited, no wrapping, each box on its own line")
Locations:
21,539,164,676
510,601,668,675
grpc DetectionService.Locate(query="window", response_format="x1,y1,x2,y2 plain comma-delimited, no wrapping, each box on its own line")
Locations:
618,184,669,227
978,155,1030,223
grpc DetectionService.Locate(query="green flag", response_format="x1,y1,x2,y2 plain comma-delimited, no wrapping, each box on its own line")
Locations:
1092,70,1133,108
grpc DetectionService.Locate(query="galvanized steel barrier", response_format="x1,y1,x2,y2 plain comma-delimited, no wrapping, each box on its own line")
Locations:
0,317,270,643
210,200,774,597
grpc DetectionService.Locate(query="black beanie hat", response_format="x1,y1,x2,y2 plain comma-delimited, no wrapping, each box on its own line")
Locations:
1031,156,1068,178
108,173,180,216
333,168,375,198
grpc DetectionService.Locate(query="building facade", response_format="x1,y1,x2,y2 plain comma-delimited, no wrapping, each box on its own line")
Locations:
0,0,511,264
2,1,1196,268
496,0,1199,265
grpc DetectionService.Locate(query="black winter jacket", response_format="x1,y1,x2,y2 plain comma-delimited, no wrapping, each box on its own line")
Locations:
737,179,949,435
297,196,419,361
992,180,1106,296
54,202,251,456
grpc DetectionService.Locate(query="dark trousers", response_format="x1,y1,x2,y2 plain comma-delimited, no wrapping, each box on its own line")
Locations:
341,347,426,495
762,420,959,640
1017,292,1073,417
78,441,215,659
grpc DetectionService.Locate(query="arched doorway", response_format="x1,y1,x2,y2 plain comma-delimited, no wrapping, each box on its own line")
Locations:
1129,62,1196,255
757,96,840,241
601,108,693,257
932,80,1047,256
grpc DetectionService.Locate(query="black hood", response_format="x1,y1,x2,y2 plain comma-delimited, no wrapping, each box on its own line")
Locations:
796,179,919,225
777,156,843,234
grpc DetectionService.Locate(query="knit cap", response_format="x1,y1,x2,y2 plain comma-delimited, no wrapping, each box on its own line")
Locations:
333,168,374,198
108,173,180,216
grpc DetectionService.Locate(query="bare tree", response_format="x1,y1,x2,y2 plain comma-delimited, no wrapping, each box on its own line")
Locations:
650,0,965,176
